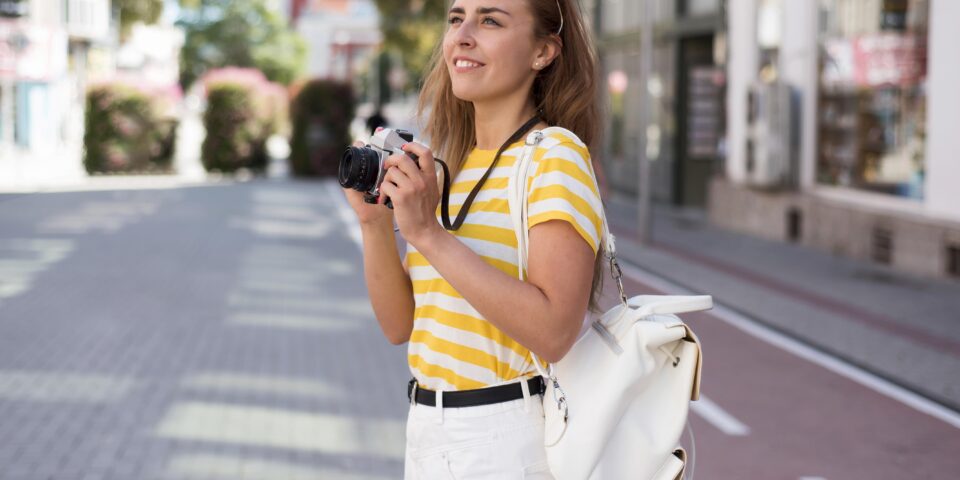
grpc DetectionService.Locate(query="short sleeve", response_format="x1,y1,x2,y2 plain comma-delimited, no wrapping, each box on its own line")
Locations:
526,137,603,253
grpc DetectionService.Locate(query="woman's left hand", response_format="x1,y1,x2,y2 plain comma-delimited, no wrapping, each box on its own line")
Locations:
380,142,445,246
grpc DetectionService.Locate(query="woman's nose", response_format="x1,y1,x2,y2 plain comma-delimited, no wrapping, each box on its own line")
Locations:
449,22,476,47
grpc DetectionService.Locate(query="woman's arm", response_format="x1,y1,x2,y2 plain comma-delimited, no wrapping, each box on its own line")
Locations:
358,218,415,345
380,143,594,362
341,139,415,345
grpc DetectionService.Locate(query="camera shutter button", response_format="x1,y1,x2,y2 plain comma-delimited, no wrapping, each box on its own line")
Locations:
396,130,414,142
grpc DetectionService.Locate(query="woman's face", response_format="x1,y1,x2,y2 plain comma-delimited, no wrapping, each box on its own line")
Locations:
443,0,544,104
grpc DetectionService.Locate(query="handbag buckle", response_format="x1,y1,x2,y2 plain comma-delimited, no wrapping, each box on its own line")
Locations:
525,130,544,146
609,256,628,305
551,376,569,423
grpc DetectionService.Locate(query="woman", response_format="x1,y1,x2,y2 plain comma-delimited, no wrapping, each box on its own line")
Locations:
343,0,603,477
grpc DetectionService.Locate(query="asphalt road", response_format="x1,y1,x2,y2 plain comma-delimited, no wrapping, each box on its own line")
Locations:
0,178,957,479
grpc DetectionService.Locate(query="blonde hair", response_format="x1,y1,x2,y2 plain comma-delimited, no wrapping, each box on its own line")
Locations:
417,0,605,310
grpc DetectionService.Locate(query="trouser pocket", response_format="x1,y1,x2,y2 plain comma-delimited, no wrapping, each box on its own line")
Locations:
415,439,496,480
522,460,554,479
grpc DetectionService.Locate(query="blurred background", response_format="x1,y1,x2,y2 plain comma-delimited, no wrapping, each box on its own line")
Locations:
0,0,958,479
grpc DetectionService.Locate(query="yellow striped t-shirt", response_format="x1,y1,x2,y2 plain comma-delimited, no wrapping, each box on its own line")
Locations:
405,128,603,391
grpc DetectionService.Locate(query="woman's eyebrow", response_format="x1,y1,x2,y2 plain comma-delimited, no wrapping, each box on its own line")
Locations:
448,6,512,16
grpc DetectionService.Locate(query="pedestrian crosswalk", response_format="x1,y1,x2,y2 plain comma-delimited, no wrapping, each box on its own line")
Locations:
0,238,74,307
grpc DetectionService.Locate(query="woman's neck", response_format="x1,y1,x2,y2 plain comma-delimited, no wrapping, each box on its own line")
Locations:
473,98,540,151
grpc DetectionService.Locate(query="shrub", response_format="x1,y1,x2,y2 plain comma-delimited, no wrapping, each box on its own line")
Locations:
200,67,287,173
288,79,355,177
83,83,178,174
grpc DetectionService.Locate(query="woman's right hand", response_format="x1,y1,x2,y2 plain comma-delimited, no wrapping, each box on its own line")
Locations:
343,140,394,226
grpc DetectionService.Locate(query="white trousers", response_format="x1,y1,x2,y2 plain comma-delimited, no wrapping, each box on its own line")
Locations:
404,387,554,479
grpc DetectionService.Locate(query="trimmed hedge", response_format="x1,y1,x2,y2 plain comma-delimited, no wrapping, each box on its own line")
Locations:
83,84,178,174
288,79,355,177
200,68,287,173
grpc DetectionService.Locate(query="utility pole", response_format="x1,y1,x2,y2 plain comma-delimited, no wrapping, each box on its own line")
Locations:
636,0,654,244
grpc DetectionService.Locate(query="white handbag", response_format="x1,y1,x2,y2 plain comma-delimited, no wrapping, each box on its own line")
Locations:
508,127,712,480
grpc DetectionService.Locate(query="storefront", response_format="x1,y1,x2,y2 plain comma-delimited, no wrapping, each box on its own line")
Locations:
816,0,928,200
594,0,724,207
715,0,960,279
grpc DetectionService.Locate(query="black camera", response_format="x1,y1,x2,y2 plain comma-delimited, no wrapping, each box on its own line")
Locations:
339,128,417,206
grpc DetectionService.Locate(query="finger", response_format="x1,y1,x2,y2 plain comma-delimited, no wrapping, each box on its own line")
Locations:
401,142,435,176
383,152,408,169
384,152,422,181
379,181,398,204
383,165,413,191
352,140,364,147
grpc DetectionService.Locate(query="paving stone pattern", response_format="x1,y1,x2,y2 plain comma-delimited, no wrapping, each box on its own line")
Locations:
0,181,410,480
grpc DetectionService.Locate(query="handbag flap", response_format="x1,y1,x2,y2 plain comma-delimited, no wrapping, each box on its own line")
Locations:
683,324,703,401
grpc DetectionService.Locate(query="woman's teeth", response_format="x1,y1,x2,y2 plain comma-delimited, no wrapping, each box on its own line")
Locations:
456,60,482,68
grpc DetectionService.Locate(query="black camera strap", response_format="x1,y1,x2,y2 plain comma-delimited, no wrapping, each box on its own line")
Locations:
439,114,542,231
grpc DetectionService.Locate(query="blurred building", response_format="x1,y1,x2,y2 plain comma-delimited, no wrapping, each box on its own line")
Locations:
592,0,725,208
599,0,960,280
0,0,114,162
715,0,959,280
293,0,381,80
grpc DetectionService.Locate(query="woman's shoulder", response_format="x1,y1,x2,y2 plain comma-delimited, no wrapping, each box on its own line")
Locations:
532,126,591,169
538,126,587,149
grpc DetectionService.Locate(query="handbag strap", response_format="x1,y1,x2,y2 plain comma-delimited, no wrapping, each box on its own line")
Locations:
508,128,624,293
507,127,627,378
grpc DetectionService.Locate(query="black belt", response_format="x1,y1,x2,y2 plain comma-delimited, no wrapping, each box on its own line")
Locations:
407,376,546,408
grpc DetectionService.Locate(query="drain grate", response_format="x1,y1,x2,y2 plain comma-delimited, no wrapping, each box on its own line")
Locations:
871,227,893,264
948,244,960,278
787,207,802,243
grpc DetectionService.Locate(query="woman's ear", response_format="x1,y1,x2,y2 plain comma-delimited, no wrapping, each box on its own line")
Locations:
533,36,562,70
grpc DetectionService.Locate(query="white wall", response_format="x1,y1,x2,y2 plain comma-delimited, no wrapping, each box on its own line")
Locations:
925,0,960,220
778,0,818,189
725,0,758,183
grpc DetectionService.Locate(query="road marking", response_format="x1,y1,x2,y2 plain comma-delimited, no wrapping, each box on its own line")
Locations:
155,401,405,459
324,180,363,249
0,239,75,307
690,394,750,436
619,261,960,430
799,477,827,480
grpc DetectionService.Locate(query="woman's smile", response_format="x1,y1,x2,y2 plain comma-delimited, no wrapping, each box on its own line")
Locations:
452,56,487,74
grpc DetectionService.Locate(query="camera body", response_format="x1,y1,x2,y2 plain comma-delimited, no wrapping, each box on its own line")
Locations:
339,128,416,205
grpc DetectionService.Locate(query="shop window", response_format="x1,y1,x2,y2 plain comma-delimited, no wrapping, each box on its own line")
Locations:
816,0,928,200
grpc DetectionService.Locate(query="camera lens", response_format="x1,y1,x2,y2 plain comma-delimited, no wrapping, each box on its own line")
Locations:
339,146,381,192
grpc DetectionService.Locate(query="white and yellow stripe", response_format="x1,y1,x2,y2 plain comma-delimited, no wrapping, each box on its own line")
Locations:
406,130,602,391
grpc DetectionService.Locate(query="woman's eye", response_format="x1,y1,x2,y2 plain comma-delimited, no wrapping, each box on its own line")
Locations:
446,15,499,26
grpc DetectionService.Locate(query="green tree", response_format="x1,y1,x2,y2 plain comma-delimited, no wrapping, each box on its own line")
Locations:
177,0,307,89
373,0,447,89
114,0,164,37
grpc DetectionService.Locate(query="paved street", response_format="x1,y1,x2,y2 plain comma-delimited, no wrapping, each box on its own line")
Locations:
0,178,959,479
0,180,410,479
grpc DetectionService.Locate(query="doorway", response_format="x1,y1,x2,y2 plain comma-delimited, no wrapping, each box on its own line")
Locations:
675,35,721,207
